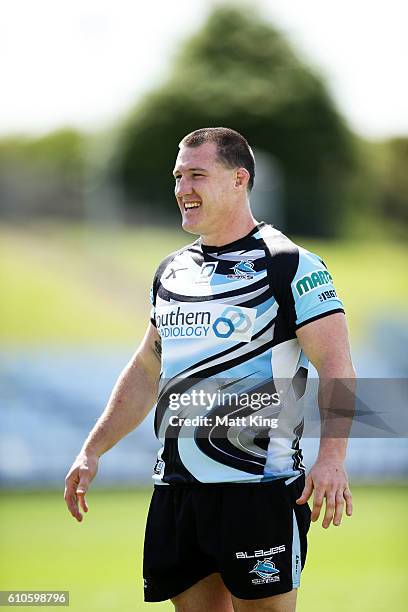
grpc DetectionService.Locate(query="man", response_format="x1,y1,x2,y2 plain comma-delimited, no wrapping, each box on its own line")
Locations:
65,127,355,612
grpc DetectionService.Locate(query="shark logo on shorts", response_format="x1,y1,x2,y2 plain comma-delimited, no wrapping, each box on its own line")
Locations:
250,558,280,585
250,558,279,579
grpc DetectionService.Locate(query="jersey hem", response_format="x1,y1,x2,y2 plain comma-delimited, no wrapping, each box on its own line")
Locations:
295,308,344,330
152,475,302,488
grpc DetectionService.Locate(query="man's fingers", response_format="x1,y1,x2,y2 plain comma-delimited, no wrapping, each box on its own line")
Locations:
68,491,82,521
311,488,325,522
75,466,92,511
64,481,78,519
64,458,97,523
64,471,86,522
322,490,336,528
77,490,89,513
75,470,90,516
333,491,345,526
64,487,82,522
296,475,313,504
344,487,353,516
71,494,83,522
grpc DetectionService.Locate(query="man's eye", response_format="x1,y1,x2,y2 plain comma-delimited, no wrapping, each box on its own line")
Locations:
192,173,204,178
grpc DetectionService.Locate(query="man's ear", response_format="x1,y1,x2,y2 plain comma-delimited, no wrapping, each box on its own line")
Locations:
235,168,250,188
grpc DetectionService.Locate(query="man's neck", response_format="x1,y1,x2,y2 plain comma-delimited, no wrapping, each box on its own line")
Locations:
200,215,258,248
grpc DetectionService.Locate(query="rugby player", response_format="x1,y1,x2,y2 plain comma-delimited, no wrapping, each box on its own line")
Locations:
64,127,355,612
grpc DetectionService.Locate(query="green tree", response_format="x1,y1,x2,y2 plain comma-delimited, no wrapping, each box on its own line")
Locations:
0,128,85,219
380,138,408,232
114,4,355,236
345,136,408,240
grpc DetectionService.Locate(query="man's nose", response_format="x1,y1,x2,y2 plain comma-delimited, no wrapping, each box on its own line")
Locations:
175,176,192,197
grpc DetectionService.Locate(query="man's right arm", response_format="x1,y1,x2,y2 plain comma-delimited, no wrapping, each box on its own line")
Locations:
64,323,161,522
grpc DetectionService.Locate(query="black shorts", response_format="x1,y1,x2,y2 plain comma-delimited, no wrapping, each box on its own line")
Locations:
143,476,311,602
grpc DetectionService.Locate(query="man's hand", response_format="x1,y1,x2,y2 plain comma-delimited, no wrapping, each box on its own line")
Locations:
296,460,353,528
63,323,161,523
64,453,99,522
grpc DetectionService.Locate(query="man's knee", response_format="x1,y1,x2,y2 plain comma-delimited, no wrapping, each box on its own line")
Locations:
171,573,233,612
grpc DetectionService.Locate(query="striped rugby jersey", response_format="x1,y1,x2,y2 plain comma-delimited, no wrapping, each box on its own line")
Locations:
149,222,344,485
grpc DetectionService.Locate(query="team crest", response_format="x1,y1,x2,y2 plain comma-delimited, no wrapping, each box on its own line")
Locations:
250,558,280,584
227,260,255,280
250,558,279,579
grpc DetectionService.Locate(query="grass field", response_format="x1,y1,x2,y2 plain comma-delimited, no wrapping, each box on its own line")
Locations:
1,222,407,345
0,486,407,611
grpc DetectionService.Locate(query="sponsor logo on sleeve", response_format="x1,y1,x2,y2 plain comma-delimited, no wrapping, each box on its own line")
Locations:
295,269,333,297
318,289,337,302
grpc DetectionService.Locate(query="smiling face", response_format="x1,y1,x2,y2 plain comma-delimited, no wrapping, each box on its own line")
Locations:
173,142,248,242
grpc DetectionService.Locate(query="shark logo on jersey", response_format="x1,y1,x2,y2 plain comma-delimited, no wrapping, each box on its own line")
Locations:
227,260,255,280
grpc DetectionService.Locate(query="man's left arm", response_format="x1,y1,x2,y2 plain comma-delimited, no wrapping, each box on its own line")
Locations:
295,312,356,528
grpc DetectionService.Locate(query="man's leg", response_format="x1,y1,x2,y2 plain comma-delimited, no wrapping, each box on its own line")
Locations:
231,589,297,612
171,573,234,612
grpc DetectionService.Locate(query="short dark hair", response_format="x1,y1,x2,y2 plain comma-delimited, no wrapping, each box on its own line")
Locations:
179,127,255,191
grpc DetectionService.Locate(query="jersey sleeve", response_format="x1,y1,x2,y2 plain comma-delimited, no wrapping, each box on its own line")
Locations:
148,249,181,328
267,240,344,333
149,260,165,329
290,249,344,329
